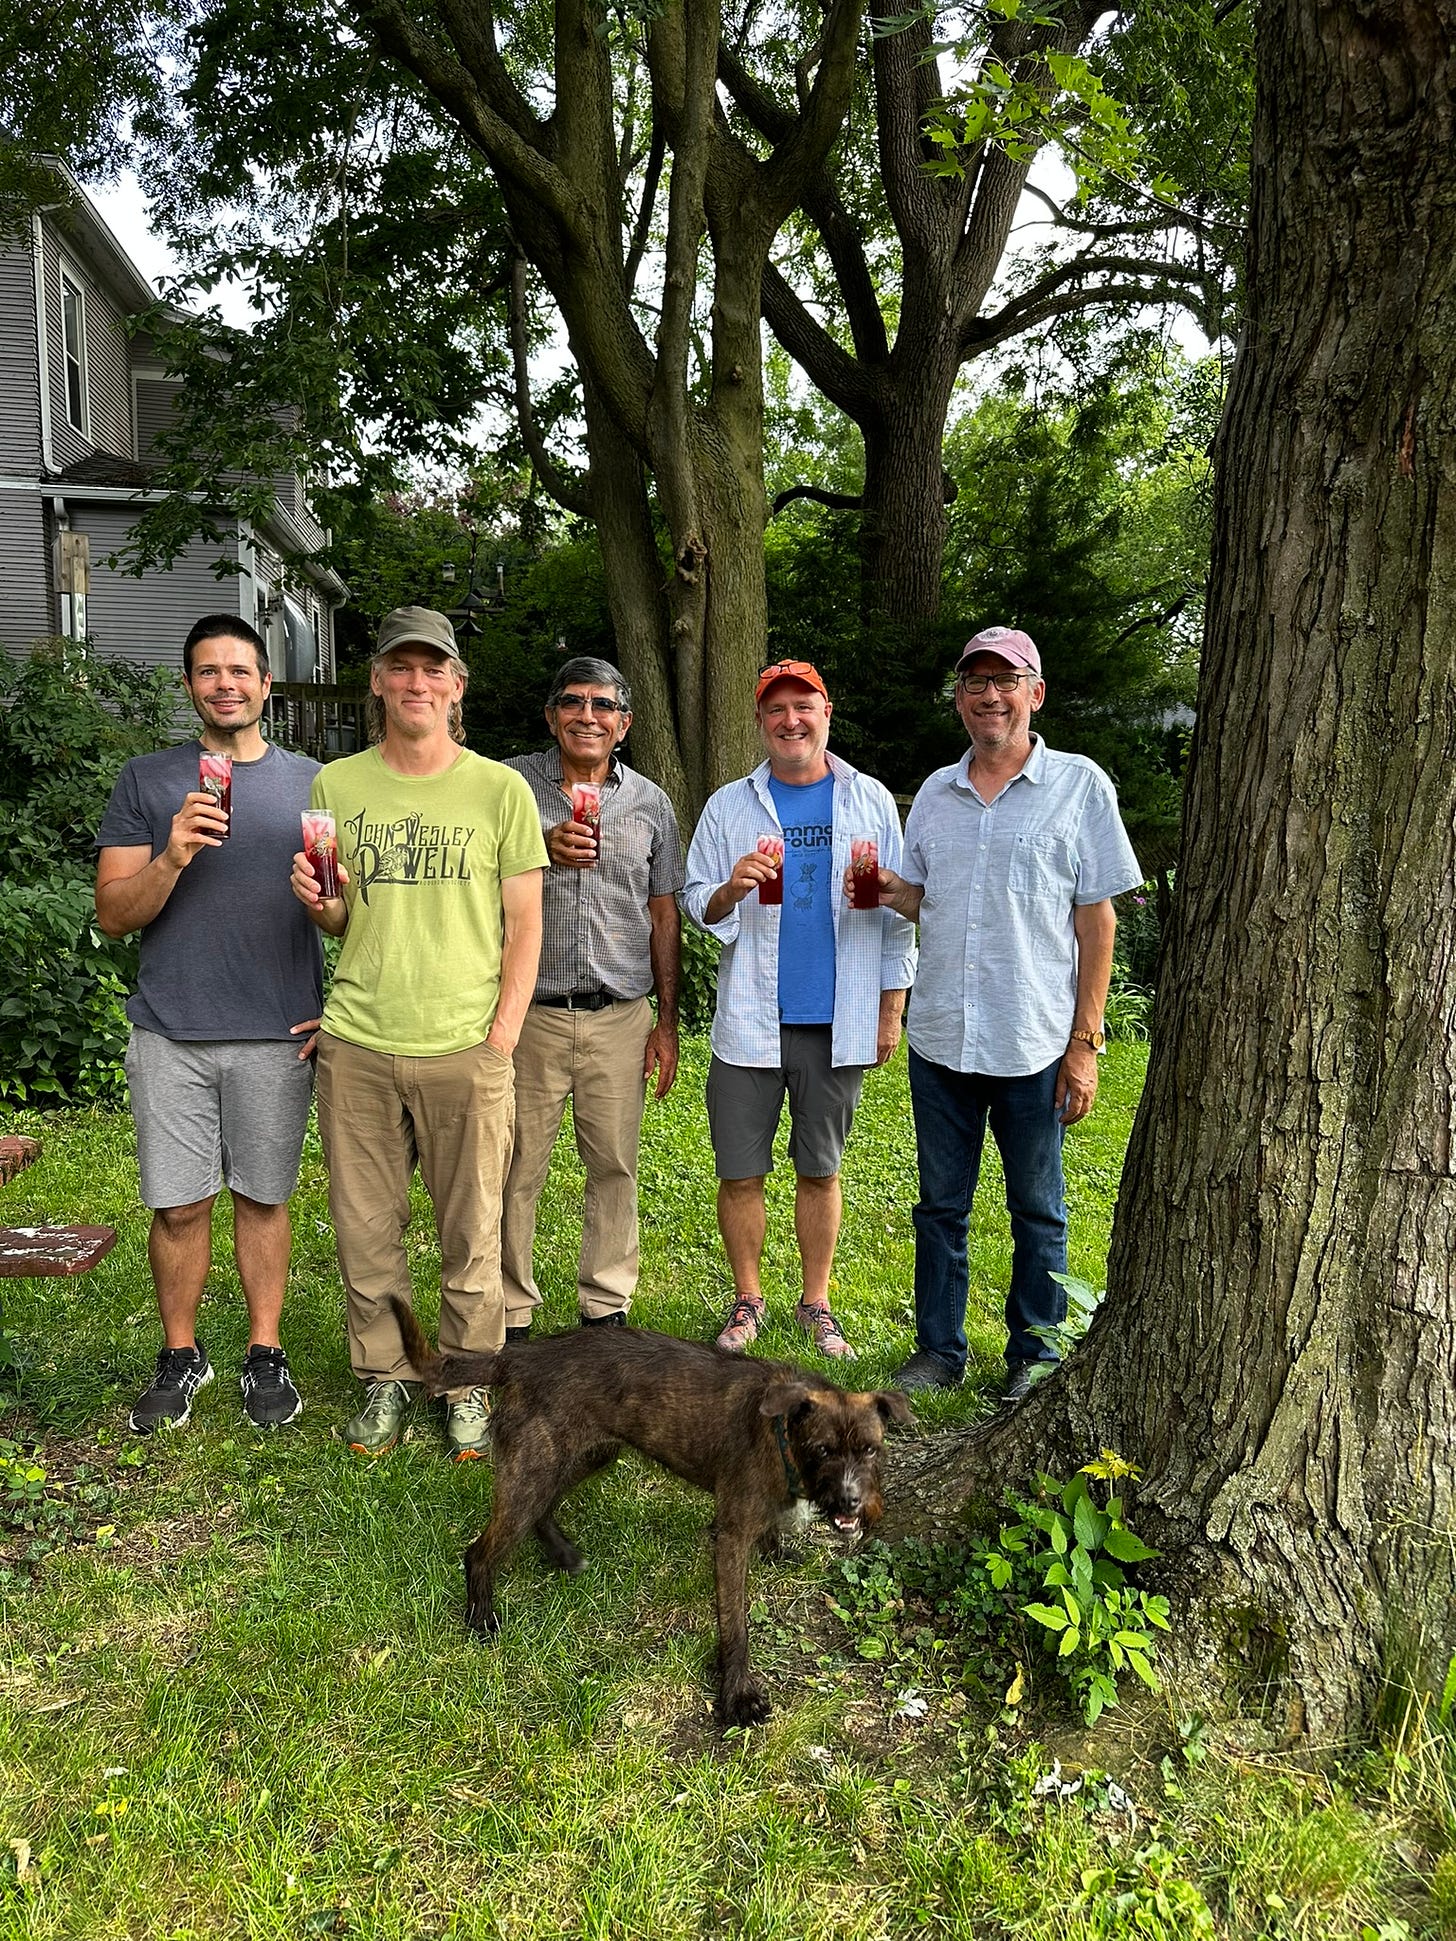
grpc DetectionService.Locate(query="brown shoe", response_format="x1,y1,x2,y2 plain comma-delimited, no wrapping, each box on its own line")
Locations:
715,1295,765,1353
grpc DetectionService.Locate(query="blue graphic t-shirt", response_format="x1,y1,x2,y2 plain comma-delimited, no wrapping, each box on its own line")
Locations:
768,772,835,1023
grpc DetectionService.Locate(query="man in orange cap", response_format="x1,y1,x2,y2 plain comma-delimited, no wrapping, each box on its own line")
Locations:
683,660,916,1359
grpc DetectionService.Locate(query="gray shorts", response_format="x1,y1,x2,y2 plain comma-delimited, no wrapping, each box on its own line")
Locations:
707,1028,867,1180
124,1027,315,1210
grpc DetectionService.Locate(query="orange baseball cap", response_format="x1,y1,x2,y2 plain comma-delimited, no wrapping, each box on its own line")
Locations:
755,659,829,704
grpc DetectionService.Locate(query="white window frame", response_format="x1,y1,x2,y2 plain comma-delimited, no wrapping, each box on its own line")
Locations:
58,261,89,437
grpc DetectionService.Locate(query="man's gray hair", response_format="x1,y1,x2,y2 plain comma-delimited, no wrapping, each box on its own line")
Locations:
546,656,632,714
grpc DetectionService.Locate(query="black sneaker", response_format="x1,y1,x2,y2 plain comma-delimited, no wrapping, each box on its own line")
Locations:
240,1345,303,1429
129,1342,214,1433
505,1325,531,1343
580,1311,627,1328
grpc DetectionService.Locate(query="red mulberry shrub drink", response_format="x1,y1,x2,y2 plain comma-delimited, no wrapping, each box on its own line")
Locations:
199,753,232,838
301,810,342,899
756,834,785,906
849,837,880,909
571,783,602,866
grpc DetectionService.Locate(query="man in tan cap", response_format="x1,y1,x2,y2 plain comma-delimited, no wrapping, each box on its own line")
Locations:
292,606,546,1458
873,625,1141,1403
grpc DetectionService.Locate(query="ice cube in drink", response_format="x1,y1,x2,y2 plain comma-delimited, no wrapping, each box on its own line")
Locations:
849,837,880,909
199,752,232,840
756,834,785,905
301,809,341,899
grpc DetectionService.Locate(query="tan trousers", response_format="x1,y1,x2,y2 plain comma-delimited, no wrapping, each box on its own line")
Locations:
316,1032,515,1386
501,997,653,1324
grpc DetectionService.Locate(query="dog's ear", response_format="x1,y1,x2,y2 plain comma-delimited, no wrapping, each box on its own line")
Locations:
758,1383,814,1420
872,1389,915,1430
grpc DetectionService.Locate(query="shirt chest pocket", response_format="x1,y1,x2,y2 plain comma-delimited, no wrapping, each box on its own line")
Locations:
610,814,653,873
1008,830,1075,900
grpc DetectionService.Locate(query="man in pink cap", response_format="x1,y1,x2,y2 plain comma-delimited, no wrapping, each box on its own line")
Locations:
684,660,916,1359
873,625,1142,1402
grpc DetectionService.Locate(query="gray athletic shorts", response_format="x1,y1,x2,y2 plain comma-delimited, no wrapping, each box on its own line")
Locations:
706,1027,867,1180
124,1026,315,1210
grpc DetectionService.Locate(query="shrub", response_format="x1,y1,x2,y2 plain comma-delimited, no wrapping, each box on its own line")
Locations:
0,640,176,1103
679,921,721,1034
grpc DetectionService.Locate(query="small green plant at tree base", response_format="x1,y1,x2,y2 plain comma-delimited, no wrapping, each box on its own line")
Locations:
1032,1270,1104,1363
827,1456,1168,1724
1075,1840,1218,1938
983,1451,1169,1724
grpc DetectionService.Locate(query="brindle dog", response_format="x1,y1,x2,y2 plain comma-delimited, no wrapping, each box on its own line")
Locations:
390,1297,912,1728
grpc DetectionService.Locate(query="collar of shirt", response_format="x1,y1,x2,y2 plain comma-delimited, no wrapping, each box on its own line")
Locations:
746,747,859,814
536,745,624,796
955,733,1046,805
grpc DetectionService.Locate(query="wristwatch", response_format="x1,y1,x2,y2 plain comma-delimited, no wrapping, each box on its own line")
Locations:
1068,1028,1106,1051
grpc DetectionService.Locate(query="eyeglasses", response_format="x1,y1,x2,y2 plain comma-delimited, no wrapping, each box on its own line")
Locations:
958,670,1032,695
553,693,623,717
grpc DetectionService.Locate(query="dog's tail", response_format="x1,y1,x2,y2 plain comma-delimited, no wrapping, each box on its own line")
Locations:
389,1295,502,1395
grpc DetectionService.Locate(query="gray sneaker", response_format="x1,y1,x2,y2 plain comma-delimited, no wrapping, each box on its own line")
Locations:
445,1388,492,1463
892,1349,963,1392
343,1379,412,1455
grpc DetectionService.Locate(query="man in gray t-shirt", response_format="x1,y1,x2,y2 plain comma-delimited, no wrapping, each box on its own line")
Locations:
95,615,323,1435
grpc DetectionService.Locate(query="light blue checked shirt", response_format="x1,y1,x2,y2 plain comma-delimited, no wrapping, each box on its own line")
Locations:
902,737,1142,1077
684,754,918,1069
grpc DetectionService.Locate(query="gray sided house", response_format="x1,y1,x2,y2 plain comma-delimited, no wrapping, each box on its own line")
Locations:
0,164,344,685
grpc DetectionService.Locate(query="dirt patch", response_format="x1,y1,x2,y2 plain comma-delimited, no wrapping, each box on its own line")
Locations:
0,1422,228,1586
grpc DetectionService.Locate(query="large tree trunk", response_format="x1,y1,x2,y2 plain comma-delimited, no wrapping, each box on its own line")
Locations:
858,355,961,625
896,0,1456,1743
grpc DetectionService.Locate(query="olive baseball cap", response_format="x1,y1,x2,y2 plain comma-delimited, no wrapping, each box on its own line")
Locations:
375,606,463,662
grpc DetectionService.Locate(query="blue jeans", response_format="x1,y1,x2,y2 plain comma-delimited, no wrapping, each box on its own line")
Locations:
908,1048,1068,1374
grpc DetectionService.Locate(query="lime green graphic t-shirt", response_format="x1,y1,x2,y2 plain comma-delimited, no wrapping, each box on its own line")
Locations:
312,747,548,1056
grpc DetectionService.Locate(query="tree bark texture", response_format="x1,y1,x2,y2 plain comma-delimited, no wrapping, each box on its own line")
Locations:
900,0,1456,1743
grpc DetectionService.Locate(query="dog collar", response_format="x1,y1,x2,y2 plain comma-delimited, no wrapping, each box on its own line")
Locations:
771,1414,806,1501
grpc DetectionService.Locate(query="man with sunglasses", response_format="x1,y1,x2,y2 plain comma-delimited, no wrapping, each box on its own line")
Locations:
501,657,684,1333
872,626,1142,1402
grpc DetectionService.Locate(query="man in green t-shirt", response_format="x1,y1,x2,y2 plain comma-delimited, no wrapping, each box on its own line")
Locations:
292,606,546,1459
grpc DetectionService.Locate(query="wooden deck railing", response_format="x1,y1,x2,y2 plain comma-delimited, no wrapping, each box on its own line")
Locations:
263,683,369,763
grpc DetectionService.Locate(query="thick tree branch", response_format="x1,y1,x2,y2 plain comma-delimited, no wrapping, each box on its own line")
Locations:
966,263,1220,355
771,482,862,513
625,118,665,298
759,262,881,420
434,0,540,146
350,0,568,224
756,0,865,225
719,43,888,367
1018,178,1228,247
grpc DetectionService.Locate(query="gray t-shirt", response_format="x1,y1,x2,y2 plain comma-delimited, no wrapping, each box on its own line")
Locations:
96,740,324,1041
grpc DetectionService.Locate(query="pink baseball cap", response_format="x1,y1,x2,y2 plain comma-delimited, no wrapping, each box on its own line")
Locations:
955,625,1041,676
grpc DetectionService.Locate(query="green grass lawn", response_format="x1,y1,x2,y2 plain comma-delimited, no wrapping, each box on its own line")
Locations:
0,1041,1451,1939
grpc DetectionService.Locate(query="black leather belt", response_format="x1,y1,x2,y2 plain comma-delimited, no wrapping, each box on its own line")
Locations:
536,991,616,1012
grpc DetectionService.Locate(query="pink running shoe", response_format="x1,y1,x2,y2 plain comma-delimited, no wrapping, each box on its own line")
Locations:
795,1301,854,1358
716,1295,765,1353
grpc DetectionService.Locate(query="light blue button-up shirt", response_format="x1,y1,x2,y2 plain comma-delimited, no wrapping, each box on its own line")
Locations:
902,737,1142,1077
684,753,918,1069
